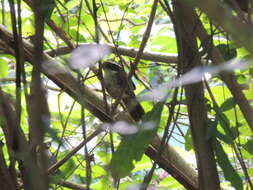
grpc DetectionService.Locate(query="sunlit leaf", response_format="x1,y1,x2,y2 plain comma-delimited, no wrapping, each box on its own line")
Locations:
213,139,243,190
220,97,236,112
206,119,218,140
185,128,193,151
243,138,253,154
215,113,235,144
110,102,164,178
0,58,8,78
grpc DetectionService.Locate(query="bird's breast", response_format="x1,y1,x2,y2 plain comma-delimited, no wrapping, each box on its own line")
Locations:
103,72,123,99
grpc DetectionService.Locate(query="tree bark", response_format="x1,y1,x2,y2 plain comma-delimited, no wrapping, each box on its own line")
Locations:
172,1,221,189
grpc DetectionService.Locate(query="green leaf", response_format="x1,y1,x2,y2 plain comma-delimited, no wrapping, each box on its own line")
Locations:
220,97,236,112
110,102,164,178
215,113,235,144
91,165,107,178
160,176,182,189
205,119,239,144
0,58,8,78
213,139,243,190
132,155,152,172
208,117,239,144
185,128,193,151
206,119,218,140
216,131,233,144
243,137,253,154
58,156,76,178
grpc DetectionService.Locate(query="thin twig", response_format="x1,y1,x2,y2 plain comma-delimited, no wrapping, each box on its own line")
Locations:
47,129,102,174
111,0,159,119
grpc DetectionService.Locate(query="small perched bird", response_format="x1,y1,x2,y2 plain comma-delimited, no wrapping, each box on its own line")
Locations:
102,61,144,121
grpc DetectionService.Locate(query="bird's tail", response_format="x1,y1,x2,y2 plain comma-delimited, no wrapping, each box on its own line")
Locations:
123,95,144,122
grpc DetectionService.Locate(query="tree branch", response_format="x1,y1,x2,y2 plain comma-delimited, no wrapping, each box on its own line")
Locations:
0,24,198,190
45,43,178,64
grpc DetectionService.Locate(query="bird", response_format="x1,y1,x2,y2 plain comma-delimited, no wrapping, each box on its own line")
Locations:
102,61,144,121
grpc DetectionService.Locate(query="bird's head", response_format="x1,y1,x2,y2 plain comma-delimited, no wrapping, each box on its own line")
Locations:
102,61,122,72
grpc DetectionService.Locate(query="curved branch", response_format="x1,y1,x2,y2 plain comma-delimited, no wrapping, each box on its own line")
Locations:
45,43,178,64
0,24,198,190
